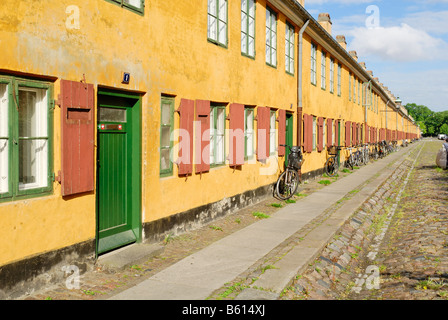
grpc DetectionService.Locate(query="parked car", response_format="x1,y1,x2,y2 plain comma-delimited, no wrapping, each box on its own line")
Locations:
438,134,447,140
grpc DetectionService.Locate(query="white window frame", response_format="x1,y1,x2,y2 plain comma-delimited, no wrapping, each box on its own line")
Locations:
208,0,228,47
18,87,49,191
244,107,254,159
270,110,276,155
337,63,342,96
329,58,334,93
210,105,226,166
285,22,295,75
266,7,277,67
311,43,317,85
241,0,255,58
321,51,326,90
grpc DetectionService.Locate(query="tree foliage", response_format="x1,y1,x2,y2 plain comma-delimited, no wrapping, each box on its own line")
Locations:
405,103,448,136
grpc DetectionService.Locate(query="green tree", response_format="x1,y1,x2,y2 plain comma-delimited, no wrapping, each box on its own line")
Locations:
440,123,448,135
405,103,433,122
416,121,427,135
405,103,448,136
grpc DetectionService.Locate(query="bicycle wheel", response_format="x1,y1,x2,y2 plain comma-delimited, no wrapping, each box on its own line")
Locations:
325,156,338,177
275,169,300,200
347,155,354,170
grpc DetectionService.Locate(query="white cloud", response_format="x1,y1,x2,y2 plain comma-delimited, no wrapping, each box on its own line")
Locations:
402,11,448,35
348,23,448,62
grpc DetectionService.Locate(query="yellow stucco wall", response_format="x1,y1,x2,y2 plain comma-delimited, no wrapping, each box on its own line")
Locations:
0,0,299,265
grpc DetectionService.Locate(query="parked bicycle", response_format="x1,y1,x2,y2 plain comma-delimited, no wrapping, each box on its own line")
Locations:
378,140,387,158
325,145,342,177
274,145,304,200
345,146,357,170
370,143,379,161
360,144,370,165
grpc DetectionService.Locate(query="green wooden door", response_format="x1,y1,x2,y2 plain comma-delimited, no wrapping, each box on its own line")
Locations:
96,90,141,255
285,113,294,166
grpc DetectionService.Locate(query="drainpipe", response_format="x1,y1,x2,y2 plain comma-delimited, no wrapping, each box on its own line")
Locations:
385,100,390,141
364,81,371,143
297,19,310,148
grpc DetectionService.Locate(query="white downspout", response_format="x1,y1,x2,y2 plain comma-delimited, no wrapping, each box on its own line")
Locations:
298,19,310,110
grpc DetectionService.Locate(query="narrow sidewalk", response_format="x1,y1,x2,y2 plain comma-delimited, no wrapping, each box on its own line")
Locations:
108,144,418,300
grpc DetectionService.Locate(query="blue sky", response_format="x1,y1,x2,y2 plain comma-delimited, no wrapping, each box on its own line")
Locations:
305,0,448,112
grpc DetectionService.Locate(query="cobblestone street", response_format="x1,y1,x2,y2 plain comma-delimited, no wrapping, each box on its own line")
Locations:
281,139,448,300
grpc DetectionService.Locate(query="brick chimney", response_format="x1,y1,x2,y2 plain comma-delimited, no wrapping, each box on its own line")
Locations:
336,35,347,50
366,70,373,77
359,62,366,69
318,13,332,35
349,50,358,62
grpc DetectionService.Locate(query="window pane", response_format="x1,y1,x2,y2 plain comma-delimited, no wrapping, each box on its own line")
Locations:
99,107,126,123
0,83,7,137
248,37,255,57
248,16,255,37
209,109,215,164
18,87,48,190
245,109,254,157
161,102,171,125
217,108,225,134
124,0,142,9
241,11,247,34
208,15,217,41
218,20,226,45
249,0,255,17
0,83,8,194
161,126,171,147
241,33,247,54
270,113,276,153
160,149,171,171
208,0,217,16
218,0,227,21
0,138,7,193
19,139,48,190
214,108,225,164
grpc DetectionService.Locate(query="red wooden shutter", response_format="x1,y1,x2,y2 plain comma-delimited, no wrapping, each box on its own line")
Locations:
229,103,245,166
60,79,95,196
352,123,357,146
317,117,324,152
307,114,314,153
365,125,369,143
278,109,286,156
302,114,310,153
327,118,333,147
345,121,351,147
177,99,194,176
257,107,270,161
195,100,210,173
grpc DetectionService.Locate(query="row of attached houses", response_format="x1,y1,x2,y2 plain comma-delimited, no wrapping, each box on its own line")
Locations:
0,0,419,298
